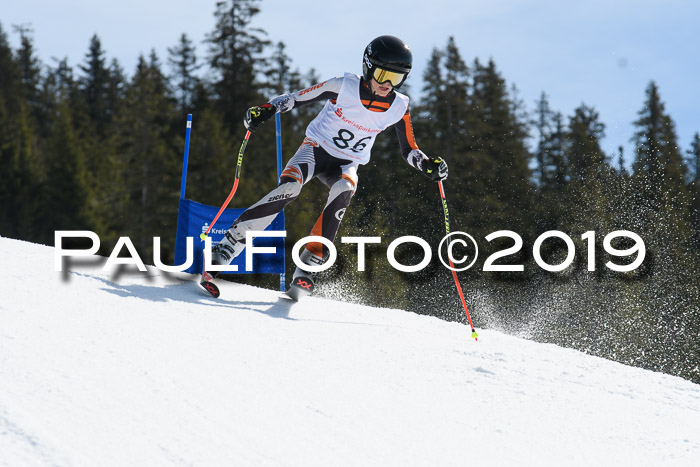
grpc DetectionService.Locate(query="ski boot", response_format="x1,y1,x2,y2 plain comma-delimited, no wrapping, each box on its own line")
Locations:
286,249,324,301
200,232,245,298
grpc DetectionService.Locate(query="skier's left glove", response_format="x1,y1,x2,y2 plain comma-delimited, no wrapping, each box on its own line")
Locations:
421,157,448,181
244,103,276,131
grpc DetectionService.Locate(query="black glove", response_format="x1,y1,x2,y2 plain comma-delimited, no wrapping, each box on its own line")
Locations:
244,103,276,131
421,157,448,181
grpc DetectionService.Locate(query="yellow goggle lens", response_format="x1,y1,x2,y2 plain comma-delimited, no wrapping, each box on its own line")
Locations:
372,67,406,86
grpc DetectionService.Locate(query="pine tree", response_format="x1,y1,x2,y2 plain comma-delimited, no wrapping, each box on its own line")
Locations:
687,133,700,261
12,24,42,122
0,22,26,236
688,132,700,187
468,58,533,239
265,42,295,95
683,133,700,385
630,82,691,286
167,33,201,113
561,104,618,257
629,81,694,353
533,92,551,186
617,146,628,176
204,0,273,210
116,52,179,258
414,40,475,240
442,37,470,161
106,58,127,125
72,36,128,244
0,23,43,240
181,106,236,207
414,47,444,148
261,41,310,160
78,35,113,137
533,92,567,191
532,92,568,233
206,0,269,129
632,81,688,212
567,104,607,183
39,92,92,242
51,58,75,99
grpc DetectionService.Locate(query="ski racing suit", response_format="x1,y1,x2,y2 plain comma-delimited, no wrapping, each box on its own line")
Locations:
220,73,431,271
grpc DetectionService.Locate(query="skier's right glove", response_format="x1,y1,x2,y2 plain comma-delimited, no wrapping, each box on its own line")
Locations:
421,157,448,181
244,103,276,131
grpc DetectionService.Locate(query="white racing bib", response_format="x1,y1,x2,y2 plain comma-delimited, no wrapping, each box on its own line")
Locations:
306,73,408,165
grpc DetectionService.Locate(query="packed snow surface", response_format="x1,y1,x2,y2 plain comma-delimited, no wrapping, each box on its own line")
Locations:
1,237,699,466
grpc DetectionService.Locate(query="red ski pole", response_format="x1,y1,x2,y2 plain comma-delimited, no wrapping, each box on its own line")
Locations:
200,130,251,241
438,181,479,341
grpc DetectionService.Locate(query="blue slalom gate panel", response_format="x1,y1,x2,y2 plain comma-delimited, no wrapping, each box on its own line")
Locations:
173,114,286,289
173,198,285,275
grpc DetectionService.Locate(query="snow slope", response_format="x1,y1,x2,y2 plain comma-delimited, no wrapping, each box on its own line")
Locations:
1,236,699,466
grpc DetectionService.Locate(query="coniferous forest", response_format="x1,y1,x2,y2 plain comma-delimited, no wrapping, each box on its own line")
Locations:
1,1,698,383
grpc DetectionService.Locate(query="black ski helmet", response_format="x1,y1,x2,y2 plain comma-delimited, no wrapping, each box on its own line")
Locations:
362,35,413,88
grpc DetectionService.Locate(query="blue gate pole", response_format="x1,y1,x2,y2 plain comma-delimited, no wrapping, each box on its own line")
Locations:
180,114,193,200
275,113,286,292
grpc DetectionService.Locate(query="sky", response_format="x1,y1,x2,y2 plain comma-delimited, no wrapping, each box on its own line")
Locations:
3,0,699,166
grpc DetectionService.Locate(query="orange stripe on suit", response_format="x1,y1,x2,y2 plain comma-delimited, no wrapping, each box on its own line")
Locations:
306,215,325,257
402,112,418,150
281,167,303,184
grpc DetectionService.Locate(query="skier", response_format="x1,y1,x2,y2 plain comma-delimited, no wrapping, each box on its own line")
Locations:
209,35,448,299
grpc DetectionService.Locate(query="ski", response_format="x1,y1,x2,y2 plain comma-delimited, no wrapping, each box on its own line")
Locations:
285,276,315,301
199,269,220,298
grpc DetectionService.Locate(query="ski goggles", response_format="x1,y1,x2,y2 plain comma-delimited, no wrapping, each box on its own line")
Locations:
371,66,407,87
